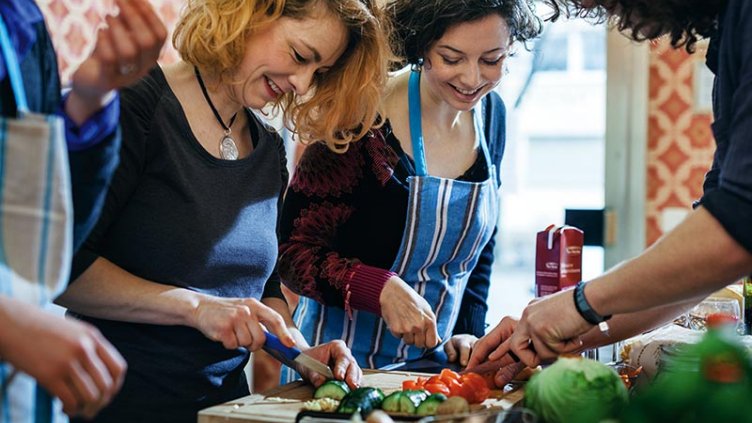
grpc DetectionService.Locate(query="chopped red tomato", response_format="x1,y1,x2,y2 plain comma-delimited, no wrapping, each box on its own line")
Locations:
439,368,460,383
426,375,443,385
460,373,491,403
399,368,492,404
424,382,451,396
478,370,497,390
402,380,419,390
444,377,463,397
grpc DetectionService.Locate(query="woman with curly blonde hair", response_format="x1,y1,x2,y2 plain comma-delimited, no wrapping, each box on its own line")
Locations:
56,1,391,422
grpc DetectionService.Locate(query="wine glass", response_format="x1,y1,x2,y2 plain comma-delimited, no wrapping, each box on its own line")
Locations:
687,297,741,333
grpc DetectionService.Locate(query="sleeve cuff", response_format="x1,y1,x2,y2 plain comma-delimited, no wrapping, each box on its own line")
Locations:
702,189,752,253
346,264,395,316
69,248,100,283
61,92,120,152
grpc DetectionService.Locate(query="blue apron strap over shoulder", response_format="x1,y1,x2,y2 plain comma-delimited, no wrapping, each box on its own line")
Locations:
408,70,427,176
0,14,29,114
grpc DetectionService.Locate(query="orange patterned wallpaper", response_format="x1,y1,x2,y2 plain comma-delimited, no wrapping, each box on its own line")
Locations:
646,40,715,246
38,0,183,84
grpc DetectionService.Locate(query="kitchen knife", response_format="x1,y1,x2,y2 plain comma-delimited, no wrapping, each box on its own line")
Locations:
263,332,334,379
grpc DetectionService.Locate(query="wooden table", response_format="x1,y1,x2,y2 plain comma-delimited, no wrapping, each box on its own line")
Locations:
198,369,524,423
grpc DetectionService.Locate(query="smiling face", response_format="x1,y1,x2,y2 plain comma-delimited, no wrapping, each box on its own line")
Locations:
232,8,348,109
421,14,511,112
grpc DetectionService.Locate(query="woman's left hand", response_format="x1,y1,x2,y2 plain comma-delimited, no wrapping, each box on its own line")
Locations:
300,340,361,389
443,334,478,367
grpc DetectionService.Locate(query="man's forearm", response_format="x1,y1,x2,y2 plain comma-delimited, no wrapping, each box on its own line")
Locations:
587,207,752,317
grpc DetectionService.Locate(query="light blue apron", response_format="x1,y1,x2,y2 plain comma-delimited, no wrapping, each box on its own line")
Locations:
287,70,498,377
0,12,73,423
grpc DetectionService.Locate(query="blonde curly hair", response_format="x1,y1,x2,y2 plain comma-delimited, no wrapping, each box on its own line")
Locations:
173,0,393,151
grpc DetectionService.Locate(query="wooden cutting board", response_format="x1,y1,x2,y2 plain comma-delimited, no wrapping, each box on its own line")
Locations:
197,369,524,423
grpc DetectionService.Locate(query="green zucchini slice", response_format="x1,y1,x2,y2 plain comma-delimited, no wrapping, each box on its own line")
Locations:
337,387,385,416
416,393,448,416
313,380,351,400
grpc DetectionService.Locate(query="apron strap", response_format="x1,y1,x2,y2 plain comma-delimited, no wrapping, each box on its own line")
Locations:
408,70,428,176
476,96,493,172
0,13,30,114
409,70,495,179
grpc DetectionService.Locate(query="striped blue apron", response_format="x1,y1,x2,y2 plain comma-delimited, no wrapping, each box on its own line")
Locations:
288,70,498,376
0,13,73,423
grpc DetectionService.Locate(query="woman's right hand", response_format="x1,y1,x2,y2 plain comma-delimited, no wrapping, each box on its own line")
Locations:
191,297,295,351
379,276,440,348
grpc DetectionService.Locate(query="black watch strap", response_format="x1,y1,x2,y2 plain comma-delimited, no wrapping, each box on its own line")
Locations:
573,281,612,325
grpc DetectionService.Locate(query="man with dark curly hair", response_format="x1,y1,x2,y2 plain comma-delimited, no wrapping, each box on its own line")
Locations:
467,0,752,380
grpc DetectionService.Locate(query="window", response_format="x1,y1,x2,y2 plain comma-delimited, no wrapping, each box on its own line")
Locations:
583,34,606,70
538,34,568,72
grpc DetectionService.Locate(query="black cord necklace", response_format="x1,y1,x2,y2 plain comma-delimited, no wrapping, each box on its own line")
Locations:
194,66,239,160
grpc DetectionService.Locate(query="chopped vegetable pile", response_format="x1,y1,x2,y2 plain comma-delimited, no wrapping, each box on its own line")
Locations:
400,369,491,404
311,368,486,417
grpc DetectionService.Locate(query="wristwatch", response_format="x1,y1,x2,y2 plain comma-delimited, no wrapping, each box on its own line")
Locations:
573,281,612,333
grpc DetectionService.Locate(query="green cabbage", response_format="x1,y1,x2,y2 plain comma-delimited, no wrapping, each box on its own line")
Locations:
525,357,628,423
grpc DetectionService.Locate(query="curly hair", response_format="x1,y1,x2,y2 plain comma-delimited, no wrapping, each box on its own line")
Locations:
387,0,543,67
542,0,724,53
173,0,392,151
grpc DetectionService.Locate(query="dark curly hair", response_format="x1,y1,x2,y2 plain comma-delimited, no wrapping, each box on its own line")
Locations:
387,0,543,66
542,0,725,53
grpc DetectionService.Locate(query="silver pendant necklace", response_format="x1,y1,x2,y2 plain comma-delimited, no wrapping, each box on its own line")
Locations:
195,66,239,160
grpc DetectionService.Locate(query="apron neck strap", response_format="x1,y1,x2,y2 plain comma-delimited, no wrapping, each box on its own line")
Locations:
408,70,428,176
0,13,29,114
476,97,493,167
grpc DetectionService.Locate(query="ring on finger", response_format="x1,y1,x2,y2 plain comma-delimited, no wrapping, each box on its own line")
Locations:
118,63,137,75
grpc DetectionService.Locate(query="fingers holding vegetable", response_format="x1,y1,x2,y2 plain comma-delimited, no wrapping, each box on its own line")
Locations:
466,316,517,368
444,334,477,366
511,289,592,366
301,340,361,389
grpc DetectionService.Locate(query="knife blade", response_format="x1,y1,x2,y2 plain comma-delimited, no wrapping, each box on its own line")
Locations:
263,332,334,379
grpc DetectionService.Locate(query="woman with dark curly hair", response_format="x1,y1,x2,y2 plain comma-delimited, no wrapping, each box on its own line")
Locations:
277,0,540,375
469,0,752,384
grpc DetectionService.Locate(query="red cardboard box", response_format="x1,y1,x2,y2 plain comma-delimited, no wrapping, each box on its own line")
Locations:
535,225,584,297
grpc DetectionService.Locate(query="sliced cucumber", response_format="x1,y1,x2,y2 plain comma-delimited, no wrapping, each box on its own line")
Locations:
337,387,385,416
416,393,448,416
381,392,404,413
398,390,428,414
314,380,351,400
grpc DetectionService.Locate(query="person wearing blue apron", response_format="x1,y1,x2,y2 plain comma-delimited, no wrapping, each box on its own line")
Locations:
278,0,542,377
0,0,165,421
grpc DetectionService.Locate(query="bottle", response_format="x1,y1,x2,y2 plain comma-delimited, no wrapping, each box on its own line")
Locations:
743,276,752,335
